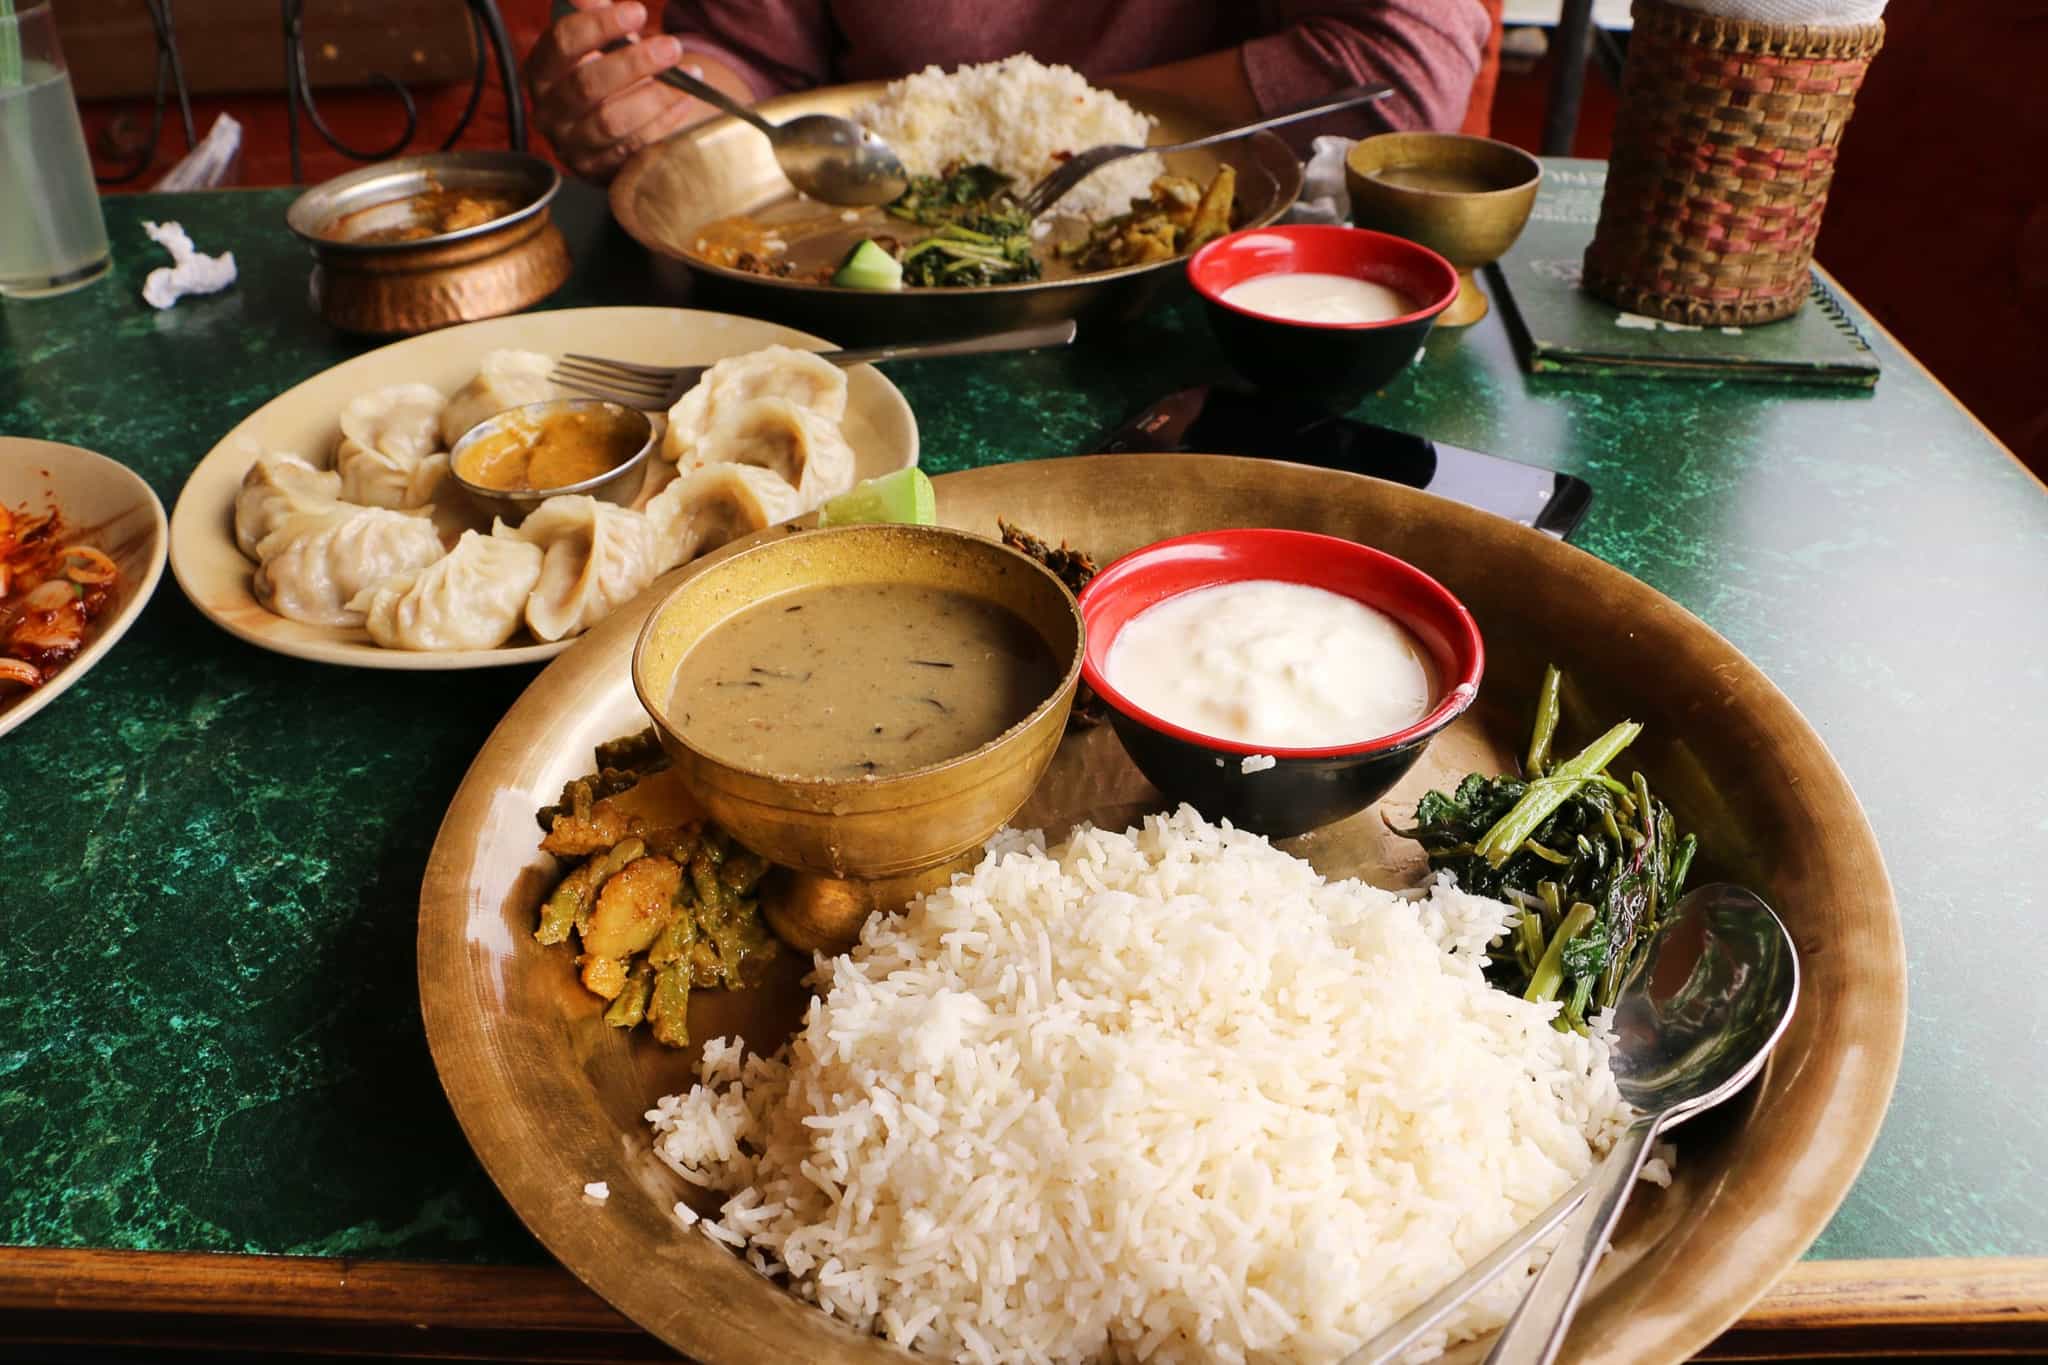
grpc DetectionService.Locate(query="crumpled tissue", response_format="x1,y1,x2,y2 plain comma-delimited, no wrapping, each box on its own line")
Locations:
141,220,237,310
1663,0,1885,23
154,113,243,193
1288,136,1359,226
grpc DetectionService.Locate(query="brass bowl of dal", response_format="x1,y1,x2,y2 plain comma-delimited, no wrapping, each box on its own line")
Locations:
609,83,1305,345
631,523,1083,952
1344,132,1542,328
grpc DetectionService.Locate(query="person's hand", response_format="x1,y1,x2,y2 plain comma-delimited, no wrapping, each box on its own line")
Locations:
527,0,705,183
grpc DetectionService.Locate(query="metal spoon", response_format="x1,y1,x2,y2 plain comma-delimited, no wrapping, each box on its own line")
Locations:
651,64,908,206
1483,883,1799,1365
1343,883,1799,1365
560,0,913,209
1016,82,1392,218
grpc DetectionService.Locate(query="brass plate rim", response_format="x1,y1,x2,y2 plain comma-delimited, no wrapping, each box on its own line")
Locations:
419,453,1905,1365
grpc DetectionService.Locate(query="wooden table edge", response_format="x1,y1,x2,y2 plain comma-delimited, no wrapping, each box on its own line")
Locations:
1,1248,2044,1360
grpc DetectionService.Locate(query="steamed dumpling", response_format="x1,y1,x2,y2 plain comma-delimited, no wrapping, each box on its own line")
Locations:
341,446,449,513
335,383,449,509
661,346,847,465
438,349,557,448
646,462,805,569
685,396,857,507
347,527,543,651
253,504,445,627
233,453,341,560
507,495,662,642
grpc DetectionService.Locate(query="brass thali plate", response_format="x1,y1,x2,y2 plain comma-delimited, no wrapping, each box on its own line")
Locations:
610,83,1305,344
419,455,1905,1364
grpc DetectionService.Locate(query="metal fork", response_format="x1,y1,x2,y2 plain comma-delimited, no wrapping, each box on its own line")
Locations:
552,320,1079,410
1016,83,1394,220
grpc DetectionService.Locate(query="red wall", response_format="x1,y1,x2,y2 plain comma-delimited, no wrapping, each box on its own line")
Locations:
1814,0,2048,479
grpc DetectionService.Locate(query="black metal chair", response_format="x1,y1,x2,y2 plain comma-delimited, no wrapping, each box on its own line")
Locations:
99,0,528,188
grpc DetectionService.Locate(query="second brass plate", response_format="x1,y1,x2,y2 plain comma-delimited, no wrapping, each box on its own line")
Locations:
611,83,1305,344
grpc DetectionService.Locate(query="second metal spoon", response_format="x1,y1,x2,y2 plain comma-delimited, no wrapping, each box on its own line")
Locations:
653,64,908,206
560,0,911,206
1016,82,1392,218
1344,883,1800,1365
1483,883,1800,1365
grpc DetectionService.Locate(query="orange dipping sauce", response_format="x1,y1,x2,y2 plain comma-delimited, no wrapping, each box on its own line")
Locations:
456,407,645,492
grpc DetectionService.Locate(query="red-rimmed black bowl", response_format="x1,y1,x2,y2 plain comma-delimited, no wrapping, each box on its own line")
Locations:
1188,224,1460,409
1078,528,1484,838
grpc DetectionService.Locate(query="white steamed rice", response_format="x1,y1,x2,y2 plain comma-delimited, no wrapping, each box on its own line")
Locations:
648,806,1638,1364
852,54,1165,221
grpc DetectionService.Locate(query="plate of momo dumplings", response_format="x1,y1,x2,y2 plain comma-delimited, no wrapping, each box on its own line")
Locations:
167,307,919,669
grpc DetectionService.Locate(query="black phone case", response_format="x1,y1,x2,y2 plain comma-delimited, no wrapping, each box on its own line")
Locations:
1091,386,1592,540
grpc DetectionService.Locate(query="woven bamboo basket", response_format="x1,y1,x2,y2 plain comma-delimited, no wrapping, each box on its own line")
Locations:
1583,0,1885,326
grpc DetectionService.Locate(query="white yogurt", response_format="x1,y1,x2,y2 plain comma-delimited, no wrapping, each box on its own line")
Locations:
1104,579,1433,749
1220,272,1419,325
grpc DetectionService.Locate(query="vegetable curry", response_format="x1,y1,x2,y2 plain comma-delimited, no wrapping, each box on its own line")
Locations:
534,729,779,1048
689,162,1237,290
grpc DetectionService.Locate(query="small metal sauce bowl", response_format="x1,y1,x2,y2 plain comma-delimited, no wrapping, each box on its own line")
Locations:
447,398,655,527
285,151,571,335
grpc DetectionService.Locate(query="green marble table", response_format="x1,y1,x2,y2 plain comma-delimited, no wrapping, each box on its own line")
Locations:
3,176,2046,1353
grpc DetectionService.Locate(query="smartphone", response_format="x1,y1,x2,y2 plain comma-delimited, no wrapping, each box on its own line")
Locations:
1090,386,1593,540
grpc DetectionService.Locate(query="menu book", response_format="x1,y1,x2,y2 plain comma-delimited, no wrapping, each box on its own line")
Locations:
1489,160,1881,388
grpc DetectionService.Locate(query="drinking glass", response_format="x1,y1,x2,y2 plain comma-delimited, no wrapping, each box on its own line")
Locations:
0,0,111,298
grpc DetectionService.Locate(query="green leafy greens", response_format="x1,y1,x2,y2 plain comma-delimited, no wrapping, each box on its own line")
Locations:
1397,666,1698,1032
884,164,1041,287
887,164,1019,226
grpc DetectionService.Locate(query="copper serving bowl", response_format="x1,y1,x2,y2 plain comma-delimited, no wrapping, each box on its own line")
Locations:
286,151,571,336
1345,132,1542,328
610,83,1304,344
631,523,1084,952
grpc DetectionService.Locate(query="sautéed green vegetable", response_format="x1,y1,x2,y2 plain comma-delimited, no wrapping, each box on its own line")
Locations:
1397,665,1699,1032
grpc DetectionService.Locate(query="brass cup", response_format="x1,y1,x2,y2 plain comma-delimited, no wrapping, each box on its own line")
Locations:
1344,133,1542,328
631,524,1083,953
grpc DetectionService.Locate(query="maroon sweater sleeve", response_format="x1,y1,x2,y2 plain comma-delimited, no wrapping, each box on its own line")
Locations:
662,0,836,99
1242,0,1490,138
663,0,1488,136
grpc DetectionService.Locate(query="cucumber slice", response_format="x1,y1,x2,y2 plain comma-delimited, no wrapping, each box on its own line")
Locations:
831,239,904,292
818,468,936,528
